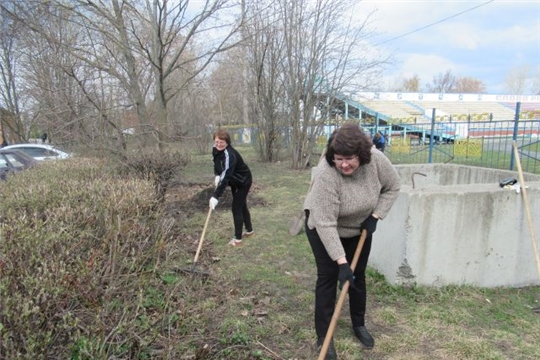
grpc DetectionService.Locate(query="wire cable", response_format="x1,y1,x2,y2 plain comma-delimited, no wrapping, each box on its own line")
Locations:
375,0,496,45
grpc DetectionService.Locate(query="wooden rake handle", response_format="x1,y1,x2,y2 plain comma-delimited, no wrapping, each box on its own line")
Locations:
318,229,368,360
193,207,213,265
512,142,540,280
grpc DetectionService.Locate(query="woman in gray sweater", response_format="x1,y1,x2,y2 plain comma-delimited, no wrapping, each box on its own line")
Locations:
304,123,400,358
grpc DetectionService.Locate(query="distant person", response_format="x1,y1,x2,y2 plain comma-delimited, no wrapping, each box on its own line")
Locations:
303,123,400,358
41,132,48,144
209,129,254,247
372,131,385,152
1,137,7,148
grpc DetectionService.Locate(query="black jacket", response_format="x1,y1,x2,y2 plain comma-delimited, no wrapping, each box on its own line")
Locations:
212,145,252,198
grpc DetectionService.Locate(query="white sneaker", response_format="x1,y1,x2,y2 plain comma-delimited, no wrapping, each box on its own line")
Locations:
242,230,254,237
228,238,243,247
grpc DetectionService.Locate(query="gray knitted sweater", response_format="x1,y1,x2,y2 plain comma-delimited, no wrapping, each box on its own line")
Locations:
303,149,401,261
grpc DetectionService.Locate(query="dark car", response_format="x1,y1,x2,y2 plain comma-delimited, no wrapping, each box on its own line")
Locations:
0,148,38,180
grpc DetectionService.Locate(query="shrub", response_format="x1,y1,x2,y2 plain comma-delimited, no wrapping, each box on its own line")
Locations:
0,160,188,359
115,148,190,203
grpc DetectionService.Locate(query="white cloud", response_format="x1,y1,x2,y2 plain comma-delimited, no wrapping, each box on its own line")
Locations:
434,23,481,51
356,0,540,93
385,53,456,86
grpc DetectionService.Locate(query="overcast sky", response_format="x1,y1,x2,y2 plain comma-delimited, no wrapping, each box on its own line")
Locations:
357,0,540,94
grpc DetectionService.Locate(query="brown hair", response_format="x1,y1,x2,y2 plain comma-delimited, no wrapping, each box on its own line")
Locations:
325,123,372,167
213,129,231,145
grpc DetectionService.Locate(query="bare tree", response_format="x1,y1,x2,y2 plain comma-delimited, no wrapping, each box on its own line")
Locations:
504,64,529,95
0,3,25,142
136,0,243,144
532,67,540,95
1,0,244,150
389,73,485,94
207,52,245,127
0,0,146,148
426,69,456,93
25,8,100,146
454,76,486,93
395,74,420,92
168,75,215,154
240,1,287,162
65,0,242,146
243,0,386,167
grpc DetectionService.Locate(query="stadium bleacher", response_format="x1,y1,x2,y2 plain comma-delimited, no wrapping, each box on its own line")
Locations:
407,101,516,121
502,102,540,119
358,100,425,122
350,92,540,123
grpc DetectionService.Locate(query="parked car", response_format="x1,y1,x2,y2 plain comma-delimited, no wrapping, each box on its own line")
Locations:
1,144,72,161
0,148,38,180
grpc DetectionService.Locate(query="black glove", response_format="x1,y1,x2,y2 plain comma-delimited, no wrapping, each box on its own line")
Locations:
338,264,356,291
361,215,379,235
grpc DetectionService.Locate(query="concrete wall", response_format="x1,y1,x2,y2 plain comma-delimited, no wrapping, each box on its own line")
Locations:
371,164,540,288
396,163,540,188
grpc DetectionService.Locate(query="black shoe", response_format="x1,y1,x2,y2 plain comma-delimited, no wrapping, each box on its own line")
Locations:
317,337,338,360
353,326,374,349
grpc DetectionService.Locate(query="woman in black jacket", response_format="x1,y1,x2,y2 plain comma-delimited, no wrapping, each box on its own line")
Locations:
209,129,254,246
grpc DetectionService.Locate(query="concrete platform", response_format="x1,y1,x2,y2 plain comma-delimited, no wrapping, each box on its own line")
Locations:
372,163,540,288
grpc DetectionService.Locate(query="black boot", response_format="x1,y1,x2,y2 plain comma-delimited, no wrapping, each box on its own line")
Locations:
353,326,374,349
317,337,338,360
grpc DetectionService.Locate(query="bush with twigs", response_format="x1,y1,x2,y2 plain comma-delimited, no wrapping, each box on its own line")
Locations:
0,157,219,359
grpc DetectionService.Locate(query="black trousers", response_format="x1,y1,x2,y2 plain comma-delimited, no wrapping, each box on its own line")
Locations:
231,180,253,239
305,213,373,339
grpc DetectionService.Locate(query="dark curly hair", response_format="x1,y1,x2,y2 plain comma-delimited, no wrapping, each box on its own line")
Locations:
325,123,373,167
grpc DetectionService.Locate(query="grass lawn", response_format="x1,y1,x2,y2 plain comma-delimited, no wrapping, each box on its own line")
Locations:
177,146,540,359
1,145,538,359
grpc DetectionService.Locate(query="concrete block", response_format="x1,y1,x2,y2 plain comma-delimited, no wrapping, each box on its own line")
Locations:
371,164,540,288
